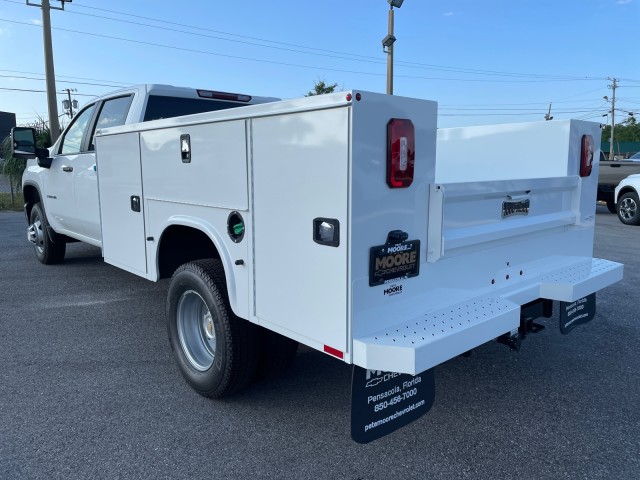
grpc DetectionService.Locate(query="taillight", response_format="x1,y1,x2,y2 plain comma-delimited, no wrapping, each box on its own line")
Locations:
387,118,415,188
580,135,594,177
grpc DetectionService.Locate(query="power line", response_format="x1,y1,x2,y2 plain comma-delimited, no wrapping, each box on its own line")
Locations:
0,18,607,84
0,69,131,86
0,86,97,96
63,1,609,81
0,73,130,88
0,0,611,82
58,5,602,81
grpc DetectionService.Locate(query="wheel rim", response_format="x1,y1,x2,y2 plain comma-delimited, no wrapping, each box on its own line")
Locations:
176,290,217,371
620,198,637,221
28,217,45,255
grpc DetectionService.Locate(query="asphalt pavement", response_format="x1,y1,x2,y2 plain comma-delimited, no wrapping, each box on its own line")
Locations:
0,206,638,479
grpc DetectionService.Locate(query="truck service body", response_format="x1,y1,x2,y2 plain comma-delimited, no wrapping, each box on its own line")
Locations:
13,87,623,443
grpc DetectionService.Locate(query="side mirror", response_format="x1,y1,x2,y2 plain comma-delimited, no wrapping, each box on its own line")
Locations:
10,127,52,168
11,127,37,158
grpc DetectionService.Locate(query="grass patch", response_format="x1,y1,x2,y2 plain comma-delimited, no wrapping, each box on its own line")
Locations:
0,192,24,212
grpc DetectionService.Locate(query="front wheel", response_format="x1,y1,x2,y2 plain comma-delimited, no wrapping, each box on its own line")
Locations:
28,202,66,264
166,259,259,398
617,192,640,225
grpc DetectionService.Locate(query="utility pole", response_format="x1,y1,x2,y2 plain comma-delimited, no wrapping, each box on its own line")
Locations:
26,0,71,144
62,88,77,118
606,78,618,160
544,103,553,121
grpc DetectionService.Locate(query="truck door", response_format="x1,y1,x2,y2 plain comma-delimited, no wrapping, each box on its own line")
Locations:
77,95,134,242
96,131,147,277
45,103,97,234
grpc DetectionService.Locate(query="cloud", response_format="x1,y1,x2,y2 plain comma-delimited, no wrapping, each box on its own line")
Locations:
617,0,632,5
443,11,454,16
31,19,42,26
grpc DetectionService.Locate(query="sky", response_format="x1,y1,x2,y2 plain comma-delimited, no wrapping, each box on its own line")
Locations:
0,0,638,129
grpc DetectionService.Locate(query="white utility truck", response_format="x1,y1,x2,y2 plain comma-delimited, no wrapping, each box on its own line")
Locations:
12,88,623,443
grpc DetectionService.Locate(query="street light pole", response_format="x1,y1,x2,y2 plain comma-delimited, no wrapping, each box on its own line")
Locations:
382,0,404,95
386,7,394,95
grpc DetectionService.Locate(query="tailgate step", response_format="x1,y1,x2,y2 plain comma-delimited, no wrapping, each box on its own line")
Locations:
353,297,520,375
540,258,623,302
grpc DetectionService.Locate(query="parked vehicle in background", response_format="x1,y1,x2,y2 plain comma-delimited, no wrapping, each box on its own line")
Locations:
598,151,640,213
615,174,640,225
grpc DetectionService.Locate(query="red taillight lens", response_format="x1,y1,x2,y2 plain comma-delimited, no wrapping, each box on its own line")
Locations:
387,118,415,188
580,135,594,177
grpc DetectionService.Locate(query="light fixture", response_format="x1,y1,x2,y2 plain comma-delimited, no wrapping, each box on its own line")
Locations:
382,34,396,49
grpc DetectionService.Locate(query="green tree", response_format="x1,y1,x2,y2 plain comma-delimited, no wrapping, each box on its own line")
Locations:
601,122,640,143
305,79,339,97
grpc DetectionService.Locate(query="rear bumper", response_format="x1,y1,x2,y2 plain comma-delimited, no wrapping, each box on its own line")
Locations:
352,258,623,375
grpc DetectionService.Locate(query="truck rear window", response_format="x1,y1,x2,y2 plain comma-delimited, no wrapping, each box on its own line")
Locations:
143,95,246,122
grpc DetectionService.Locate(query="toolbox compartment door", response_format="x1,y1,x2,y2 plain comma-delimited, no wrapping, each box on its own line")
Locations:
251,108,349,351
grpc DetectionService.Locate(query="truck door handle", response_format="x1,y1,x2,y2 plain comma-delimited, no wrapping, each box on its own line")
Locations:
62,166,73,172
130,195,141,212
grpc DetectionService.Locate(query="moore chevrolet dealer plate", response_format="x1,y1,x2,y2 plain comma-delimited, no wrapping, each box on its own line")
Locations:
369,240,420,287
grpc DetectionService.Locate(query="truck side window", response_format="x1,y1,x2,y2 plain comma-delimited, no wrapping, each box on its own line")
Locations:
88,95,134,151
59,104,97,155
143,95,242,121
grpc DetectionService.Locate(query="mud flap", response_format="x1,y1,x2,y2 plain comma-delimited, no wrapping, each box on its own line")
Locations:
351,366,435,444
559,293,596,335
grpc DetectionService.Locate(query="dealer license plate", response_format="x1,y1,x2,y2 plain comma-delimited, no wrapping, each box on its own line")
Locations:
369,240,420,287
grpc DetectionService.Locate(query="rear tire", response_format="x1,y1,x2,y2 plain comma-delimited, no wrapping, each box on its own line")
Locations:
166,259,259,398
606,199,617,214
617,192,640,225
29,202,66,264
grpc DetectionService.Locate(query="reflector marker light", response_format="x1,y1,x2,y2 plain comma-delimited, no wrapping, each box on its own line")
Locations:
580,134,594,177
324,345,344,359
196,89,252,102
387,118,415,188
